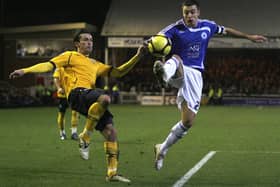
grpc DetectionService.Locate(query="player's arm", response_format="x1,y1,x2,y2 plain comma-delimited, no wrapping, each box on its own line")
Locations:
110,45,148,78
9,62,55,79
53,68,65,94
53,76,65,95
224,27,267,42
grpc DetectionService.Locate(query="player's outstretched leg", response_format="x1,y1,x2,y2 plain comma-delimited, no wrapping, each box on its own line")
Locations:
154,122,188,170
78,102,106,160
154,144,165,170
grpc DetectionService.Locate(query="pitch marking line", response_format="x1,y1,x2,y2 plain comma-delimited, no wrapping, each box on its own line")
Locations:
216,150,280,154
172,151,216,187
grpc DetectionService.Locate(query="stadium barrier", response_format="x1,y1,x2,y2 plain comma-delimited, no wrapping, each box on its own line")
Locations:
119,92,280,106
222,96,280,106
119,91,182,105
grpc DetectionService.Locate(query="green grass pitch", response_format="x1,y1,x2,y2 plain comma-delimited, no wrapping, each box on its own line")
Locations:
0,105,280,187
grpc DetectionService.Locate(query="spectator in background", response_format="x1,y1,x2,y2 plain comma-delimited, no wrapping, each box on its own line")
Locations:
207,84,215,105
103,84,110,95
35,82,45,103
213,85,223,105
112,83,120,104
16,43,26,57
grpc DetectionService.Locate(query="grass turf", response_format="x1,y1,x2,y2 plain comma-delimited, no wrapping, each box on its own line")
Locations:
0,105,280,187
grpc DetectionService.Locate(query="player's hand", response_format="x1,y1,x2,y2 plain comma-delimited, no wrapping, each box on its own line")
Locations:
9,69,25,79
57,88,65,95
143,38,151,46
248,35,268,43
137,44,149,57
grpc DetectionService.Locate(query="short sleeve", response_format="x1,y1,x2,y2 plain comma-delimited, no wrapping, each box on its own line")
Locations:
50,51,72,67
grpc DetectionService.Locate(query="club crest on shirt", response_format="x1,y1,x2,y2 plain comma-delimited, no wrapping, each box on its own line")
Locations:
201,32,207,39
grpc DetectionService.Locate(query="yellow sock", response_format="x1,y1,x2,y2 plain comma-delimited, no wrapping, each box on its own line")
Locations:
71,110,79,129
79,118,94,143
104,141,119,177
57,112,65,131
79,102,106,143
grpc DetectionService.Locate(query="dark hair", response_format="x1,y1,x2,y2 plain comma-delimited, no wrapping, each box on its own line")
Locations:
73,29,93,42
182,0,200,9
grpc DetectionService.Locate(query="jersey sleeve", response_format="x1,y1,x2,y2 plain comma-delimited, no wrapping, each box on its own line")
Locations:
96,62,112,77
49,51,72,67
202,19,225,36
159,19,184,42
211,22,225,35
52,68,60,78
159,26,175,41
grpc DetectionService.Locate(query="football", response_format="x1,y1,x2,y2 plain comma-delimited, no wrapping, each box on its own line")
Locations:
147,34,172,58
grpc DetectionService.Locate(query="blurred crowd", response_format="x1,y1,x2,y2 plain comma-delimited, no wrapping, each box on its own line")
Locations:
0,81,40,107
118,51,280,96
204,53,280,95
2,51,280,107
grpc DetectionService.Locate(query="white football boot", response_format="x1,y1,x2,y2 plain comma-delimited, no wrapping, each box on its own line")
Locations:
79,138,90,160
154,144,165,171
106,174,131,183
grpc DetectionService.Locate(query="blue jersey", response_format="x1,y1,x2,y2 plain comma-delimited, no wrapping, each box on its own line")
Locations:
160,19,224,71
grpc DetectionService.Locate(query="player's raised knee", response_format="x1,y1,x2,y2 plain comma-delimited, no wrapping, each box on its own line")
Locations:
98,94,111,107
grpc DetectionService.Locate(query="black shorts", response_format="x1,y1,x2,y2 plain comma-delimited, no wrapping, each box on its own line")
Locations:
68,87,113,131
58,97,69,113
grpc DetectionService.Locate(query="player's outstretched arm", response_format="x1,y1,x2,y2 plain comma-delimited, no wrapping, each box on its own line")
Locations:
110,45,148,78
225,27,268,43
9,62,54,79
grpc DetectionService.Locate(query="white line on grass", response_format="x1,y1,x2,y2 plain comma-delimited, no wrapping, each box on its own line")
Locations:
172,151,216,187
216,150,280,154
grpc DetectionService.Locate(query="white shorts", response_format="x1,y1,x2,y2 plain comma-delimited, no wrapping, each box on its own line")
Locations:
176,66,203,114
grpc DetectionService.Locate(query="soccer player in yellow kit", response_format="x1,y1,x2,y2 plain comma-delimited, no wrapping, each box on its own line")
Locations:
53,67,79,140
9,30,148,183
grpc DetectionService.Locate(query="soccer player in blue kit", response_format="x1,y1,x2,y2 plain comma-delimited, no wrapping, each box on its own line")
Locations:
153,0,267,170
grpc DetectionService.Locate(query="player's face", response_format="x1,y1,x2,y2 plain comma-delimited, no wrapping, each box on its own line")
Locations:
76,33,93,56
182,5,200,28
